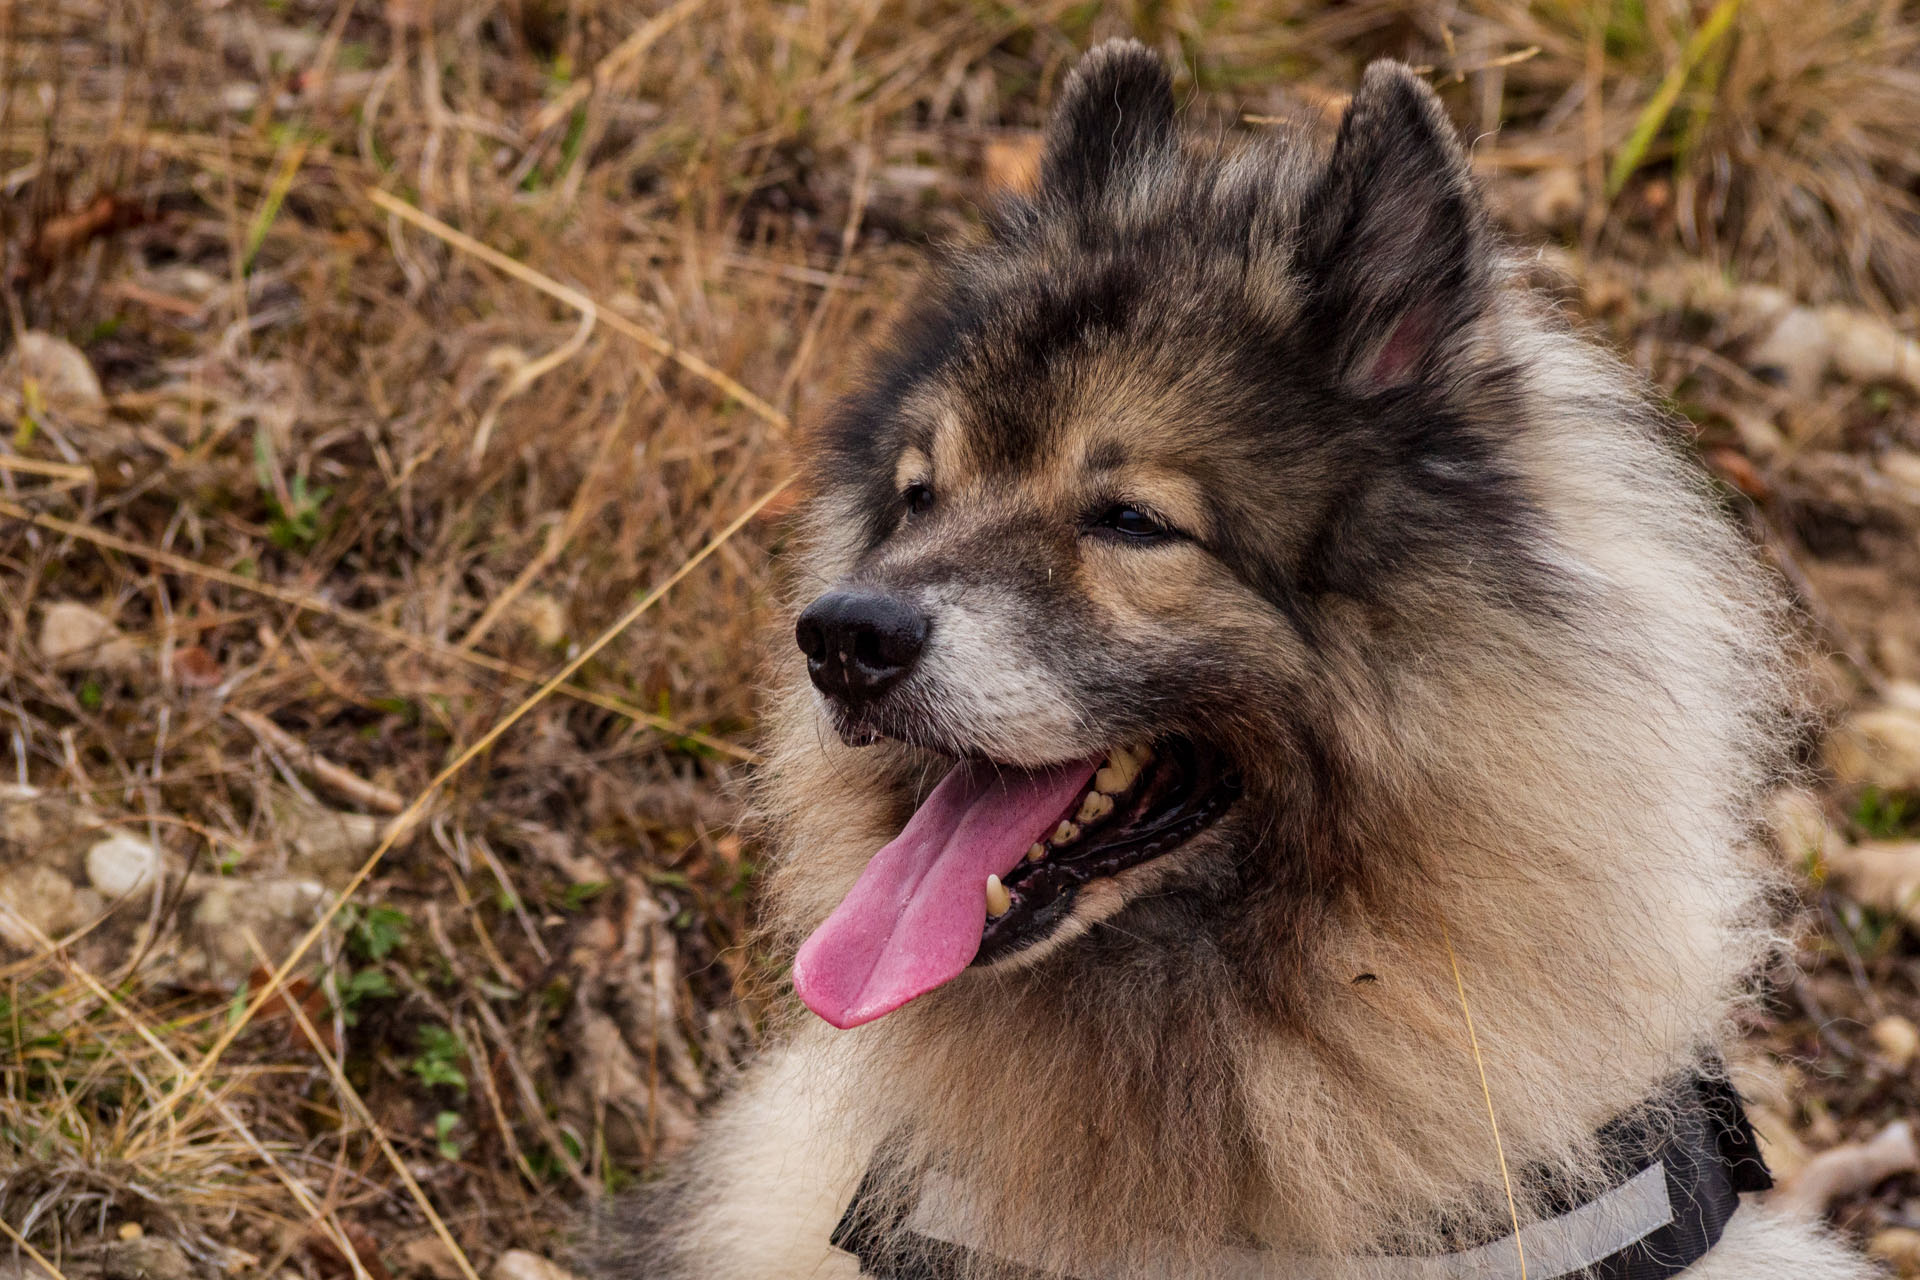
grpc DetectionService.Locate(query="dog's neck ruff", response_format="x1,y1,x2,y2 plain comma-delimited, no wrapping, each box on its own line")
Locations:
832,1072,1772,1280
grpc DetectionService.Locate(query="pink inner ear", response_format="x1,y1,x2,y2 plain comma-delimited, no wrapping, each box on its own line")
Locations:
1361,301,1437,390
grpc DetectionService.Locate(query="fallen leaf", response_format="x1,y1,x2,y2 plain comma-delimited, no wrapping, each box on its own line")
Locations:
1703,447,1769,500
248,966,338,1056
308,1224,392,1280
173,645,225,689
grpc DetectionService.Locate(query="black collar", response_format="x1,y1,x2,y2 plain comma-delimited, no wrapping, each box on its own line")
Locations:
832,1070,1772,1280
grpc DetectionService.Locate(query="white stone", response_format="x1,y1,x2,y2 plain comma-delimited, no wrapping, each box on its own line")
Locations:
490,1252,583,1280
0,865,78,949
5,331,104,416
38,601,143,673
1826,705,1920,792
86,830,160,898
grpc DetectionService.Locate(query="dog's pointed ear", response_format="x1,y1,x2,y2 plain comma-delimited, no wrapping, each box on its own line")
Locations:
1299,61,1491,394
1038,39,1176,207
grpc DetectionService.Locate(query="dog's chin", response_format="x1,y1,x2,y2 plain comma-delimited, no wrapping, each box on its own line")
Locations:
834,709,1244,969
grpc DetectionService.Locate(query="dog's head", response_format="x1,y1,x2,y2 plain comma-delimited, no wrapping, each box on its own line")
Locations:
779,44,1620,1028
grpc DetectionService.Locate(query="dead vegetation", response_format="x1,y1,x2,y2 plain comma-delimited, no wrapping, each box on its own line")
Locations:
0,0,1917,1276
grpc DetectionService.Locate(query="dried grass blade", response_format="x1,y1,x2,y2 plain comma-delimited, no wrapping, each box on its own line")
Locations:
0,909,374,1280
231,708,407,813
0,499,759,761
365,186,787,430
244,140,311,272
241,929,484,1280
523,0,705,138
0,1217,68,1280
138,476,793,1130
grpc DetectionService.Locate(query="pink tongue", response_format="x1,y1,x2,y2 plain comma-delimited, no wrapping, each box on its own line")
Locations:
793,757,1097,1028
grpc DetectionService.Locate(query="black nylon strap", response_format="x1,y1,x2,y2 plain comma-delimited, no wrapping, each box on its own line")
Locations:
833,1071,1771,1280
1581,1073,1771,1280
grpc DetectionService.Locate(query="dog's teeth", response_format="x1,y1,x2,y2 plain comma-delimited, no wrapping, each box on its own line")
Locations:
984,874,1011,917
1096,747,1143,794
1077,791,1114,823
1026,842,1047,863
1051,820,1080,846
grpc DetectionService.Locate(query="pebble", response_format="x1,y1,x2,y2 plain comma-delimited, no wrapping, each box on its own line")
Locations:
0,864,78,949
1872,1015,1920,1072
1826,704,1920,793
38,601,143,674
4,331,105,418
491,1252,583,1280
87,830,161,898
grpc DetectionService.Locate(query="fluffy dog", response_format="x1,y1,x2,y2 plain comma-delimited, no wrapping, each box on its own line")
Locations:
597,41,1873,1280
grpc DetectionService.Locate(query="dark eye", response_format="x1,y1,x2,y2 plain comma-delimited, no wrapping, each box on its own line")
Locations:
903,482,935,516
1092,504,1172,542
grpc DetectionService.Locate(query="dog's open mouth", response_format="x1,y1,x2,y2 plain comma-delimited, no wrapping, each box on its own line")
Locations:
792,738,1238,1028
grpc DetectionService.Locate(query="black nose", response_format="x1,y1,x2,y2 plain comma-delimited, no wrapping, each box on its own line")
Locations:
795,590,928,706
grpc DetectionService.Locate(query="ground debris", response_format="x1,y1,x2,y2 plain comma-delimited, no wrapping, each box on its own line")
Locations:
1827,697,1920,794
489,1252,580,1280
38,601,144,674
1772,1121,1920,1219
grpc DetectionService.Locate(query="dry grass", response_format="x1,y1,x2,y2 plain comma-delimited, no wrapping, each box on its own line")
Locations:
0,0,1916,1274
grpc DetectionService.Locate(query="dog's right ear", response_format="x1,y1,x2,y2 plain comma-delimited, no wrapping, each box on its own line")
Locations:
1297,61,1491,395
1038,40,1176,207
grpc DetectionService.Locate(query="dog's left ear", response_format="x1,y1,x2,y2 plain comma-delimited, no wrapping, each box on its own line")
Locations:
1298,61,1491,394
1038,39,1177,207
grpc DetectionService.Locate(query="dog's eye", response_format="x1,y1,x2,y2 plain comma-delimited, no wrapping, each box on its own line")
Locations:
1092,504,1172,542
902,482,935,516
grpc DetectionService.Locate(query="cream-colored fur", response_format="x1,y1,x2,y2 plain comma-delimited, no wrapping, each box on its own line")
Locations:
597,318,1879,1277
593,47,1877,1280
635,1033,1877,1277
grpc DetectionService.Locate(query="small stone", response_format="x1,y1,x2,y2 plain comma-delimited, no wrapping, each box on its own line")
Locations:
1819,305,1920,395
187,877,327,986
0,784,46,845
172,644,225,690
1881,449,1920,497
3,331,105,419
1767,788,1846,866
269,786,382,885
1873,1016,1920,1072
512,592,568,648
490,1252,582,1280
38,601,143,674
396,1236,463,1280
1747,305,1830,403
87,830,161,898
1826,705,1920,792
0,864,79,950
